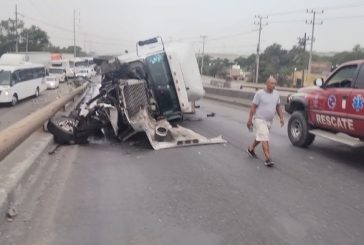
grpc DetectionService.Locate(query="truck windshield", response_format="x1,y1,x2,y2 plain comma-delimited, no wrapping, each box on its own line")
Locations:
145,53,181,119
0,70,11,86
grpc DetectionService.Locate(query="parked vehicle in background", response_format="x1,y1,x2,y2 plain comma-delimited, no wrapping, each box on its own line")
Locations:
83,57,95,68
0,63,46,106
0,52,52,67
75,69,91,78
45,75,59,89
69,58,88,78
51,59,72,79
285,59,364,147
48,67,66,82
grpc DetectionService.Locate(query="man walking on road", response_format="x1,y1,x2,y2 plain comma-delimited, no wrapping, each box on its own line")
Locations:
247,76,284,167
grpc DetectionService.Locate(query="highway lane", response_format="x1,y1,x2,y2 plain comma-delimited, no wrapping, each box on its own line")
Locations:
0,98,363,245
0,83,74,131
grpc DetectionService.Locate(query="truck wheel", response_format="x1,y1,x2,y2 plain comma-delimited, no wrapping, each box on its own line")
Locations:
11,94,18,106
35,87,40,97
288,111,315,147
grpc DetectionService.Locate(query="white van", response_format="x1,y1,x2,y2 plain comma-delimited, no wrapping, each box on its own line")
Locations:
0,63,46,106
51,59,72,79
48,67,66,82
69,58,87,78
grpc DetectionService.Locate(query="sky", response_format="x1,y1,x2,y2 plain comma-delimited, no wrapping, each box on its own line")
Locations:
1,0,364,56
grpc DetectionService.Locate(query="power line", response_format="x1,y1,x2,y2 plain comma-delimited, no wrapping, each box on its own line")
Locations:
298,33,309,85
200,35,207,74
20,13,133,43
269,19,305,24
208,30,258,41
323,14,364,21
254,15,268,83
306,9,324,79
265,1,364,17
15,4,18,53
50,36,129,46
73,9,78,57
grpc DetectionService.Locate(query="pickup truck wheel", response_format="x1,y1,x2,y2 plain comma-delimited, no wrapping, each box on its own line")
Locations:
288,111,315,147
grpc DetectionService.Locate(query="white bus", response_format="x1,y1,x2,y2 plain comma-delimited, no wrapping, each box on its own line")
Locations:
69,58,88,78
0,63,46,106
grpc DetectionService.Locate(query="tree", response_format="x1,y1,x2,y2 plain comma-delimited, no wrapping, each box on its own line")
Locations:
196,54,211,75
208,58,228,78
0,18,24,55
19,25,50,51
330,44,364,66
259,43,287,84
234,54,255,71
0,18,89,57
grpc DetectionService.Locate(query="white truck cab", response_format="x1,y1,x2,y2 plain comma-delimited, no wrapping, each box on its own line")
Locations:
118,37,204,119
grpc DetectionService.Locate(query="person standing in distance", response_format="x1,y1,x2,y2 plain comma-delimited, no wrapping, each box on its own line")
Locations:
247,76,284,167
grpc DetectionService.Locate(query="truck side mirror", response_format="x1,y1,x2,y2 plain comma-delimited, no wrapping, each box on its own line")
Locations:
314,78,323,87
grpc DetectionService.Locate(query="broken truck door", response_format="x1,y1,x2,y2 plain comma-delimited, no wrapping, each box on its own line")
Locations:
145,53,182,121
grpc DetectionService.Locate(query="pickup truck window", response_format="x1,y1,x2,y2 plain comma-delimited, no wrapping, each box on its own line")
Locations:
325,65,357,88
355,65,364,89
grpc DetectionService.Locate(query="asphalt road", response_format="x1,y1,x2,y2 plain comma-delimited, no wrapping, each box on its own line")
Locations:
0,83,74,131
0,99,364,245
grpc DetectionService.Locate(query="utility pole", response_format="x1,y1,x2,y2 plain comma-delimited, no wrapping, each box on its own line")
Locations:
306,9,323,80
298,32,309,87
73,9,77,57
15,4,18,53
26,31,29,53
200,35,207,75
254,15,268,83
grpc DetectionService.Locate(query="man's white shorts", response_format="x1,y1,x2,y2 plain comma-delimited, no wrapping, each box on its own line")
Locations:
254,118,272,142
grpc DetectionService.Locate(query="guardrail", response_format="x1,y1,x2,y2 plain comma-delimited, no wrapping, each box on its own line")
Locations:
203,86,289,104
209,80,297,93
0,83,89,162
238,83,297,93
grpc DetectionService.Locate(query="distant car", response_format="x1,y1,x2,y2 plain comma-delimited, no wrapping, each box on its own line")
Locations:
48,68,66,83
75,69,91,79
45,75,59,89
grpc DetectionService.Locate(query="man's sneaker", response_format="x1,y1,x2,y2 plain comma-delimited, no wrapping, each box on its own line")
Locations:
264,159,275,167
247,148,258,158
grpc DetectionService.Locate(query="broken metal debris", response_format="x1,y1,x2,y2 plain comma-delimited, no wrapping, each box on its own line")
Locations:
47,38,226,150
6,207,17,219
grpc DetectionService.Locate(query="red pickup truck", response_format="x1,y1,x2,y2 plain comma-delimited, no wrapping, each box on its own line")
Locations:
285,60,364,147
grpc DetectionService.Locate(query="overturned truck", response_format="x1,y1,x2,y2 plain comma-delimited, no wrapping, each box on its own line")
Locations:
48,37,226,150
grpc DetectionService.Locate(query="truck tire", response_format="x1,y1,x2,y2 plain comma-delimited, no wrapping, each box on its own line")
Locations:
11,94,18,106
288,111,315,147
35,87,39,97
47,117,79,144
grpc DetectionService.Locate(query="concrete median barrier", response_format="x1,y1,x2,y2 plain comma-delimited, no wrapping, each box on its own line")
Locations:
0,82,89,222
0,83,88,162
204,86,288,105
